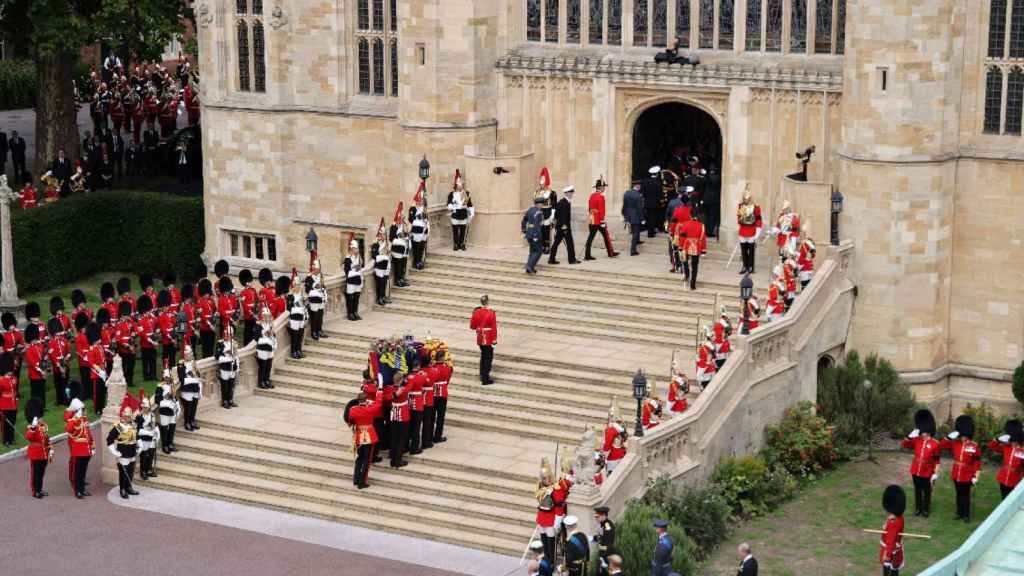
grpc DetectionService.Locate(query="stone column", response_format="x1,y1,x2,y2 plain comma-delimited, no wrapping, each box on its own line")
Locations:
100,356,128,486
0,176,25,317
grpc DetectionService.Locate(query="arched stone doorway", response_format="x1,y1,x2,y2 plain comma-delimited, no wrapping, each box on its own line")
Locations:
630,101,724,236
816,355,834,389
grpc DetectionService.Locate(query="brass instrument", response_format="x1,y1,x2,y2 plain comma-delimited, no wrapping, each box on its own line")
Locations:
660,168,680,205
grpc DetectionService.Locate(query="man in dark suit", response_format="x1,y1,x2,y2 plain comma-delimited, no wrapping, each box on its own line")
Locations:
111,130,125,181
642,166,664,237
9,130,26,184
549,185,579,265
651,518,673,576
51,147,72,195
522,197,545,274
0,130,8,177
737,542,758,576
621,180,645,256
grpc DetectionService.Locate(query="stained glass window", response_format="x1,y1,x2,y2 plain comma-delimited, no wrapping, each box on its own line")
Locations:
237,20,250,92
252,0,262,15
358,38,370,94
815,0,832,53
766,0,783,51
237,0,247,15
590,0,604,44
608,0,622,44
373,38,385,95
984,67,1003,134
253,21,266,93
634,0,648,46
836,0,846,54
546,0,560,42
373,0,384,30
699,0,714,49
791,0,807,53
676,0,690,49
528,0,542,41
1007,67,1024,134
390,0,397,32
653,0,668,47
358,0,370,30
1011,0,1024,57
746,0,762,51
390,39,399,96
568,0,581,43
719,0,734,50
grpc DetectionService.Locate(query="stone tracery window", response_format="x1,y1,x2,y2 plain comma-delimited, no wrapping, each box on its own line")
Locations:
652,0,668,47
984,66,1004,134
814,0,832,53
527,0,542,41
1007,67,1024,135
699,0,714,49
719,0,735,50
836,0,846,54
567,0,581,43
236,0,247,15
634,0,648,46
235,3,265,94
766,0,784,51
1012,0,1024,57
546,0,560,42
608,0,622,44
589,0,604,43
355,0,398,98
676,0,690,49
358,38,370,94
746,0,762,51
252,0,262,15
791,0,807,53
390,39,399,97
253,21,266,93
237,20,250,92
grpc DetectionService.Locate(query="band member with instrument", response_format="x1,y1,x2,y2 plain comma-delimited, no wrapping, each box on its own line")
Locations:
46,317,72,406
447,169,474,251
287,271,308,358
156,363,180,454
343,238,364,321
238,269,259,345
430,349,452,444
255,309,277,390
107,405,140,499
177,346,203,431
371,222,392,307
534,167,557,253
24,398,51,498
879,485,906,576
736,191,763,274
115,301,137,387
344,390,383,489
196,278,217,359
65,397,94,498
584,178,619,260
0,354,17,447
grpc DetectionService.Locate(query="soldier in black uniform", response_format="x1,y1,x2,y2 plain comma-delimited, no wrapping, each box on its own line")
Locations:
593,505,616,576
549,186,579,265
643,166,664,237
563,516,590,576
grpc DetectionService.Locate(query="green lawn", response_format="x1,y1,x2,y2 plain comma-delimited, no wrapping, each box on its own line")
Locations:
701,452,1003,575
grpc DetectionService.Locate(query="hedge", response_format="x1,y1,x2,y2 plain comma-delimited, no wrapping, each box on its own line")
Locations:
0,60,37,110
4,191,205,292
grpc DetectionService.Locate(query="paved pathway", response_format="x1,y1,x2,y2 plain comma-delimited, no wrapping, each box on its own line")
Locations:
0,107,93,176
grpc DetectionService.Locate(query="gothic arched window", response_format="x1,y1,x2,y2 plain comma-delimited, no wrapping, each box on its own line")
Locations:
589,0,604,44
358,0,370,31
237,20,251,92
253,21,266,93
355,0,397,98
652,0,668,47
836,0,846,54
236,0,247,15
984,67,1004,134
1007,67,1024,134
390,0,397,32
791,0,807,53
608,0,622,44
766,0,783,52
252,0,262,15
676,0,690,49
373,0,384,30
390,39,399,97
990,0,1008,58
746,0,762,51
358,38,370,94
567,0,581,43
815,0,832,53
634,0,648,46
718,0,734,50
699,0,714,49
372,37,385,95
527,0,542,41
1011,0,1024,57
546,0,559,42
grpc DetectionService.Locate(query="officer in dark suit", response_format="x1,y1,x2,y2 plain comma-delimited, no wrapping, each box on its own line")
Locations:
593,506,616,576
9,130,26,184
111,131,125,180
737,542,758,576
51,148,72,196
642,166,664,237
549,185,579,265
621,180,645,256
522,196,545,274
651,518,673,576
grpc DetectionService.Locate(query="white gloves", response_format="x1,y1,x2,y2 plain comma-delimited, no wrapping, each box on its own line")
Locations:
907,429,920,439
947,431,959,440
31,417,38,427
998,434,1011,443
108,445,122,458
971,476,978,486
931,473,939,483
754,228,763,241
96,369,108,381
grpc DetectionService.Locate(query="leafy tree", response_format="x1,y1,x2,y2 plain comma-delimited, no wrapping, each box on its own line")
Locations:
1013,360,1024,409
0,0,189,169
816,351,916,447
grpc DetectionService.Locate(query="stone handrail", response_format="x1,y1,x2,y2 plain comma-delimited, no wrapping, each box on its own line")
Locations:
568,240,855,536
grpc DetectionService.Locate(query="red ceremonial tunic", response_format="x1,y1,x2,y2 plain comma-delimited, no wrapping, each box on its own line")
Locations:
47,335,70,375
71,307,93,326
18,186,37,209
878,515,905,569
25,342,46,380
218,293,238,326
101,301,118,322
988,440,1024,489
137,314,158,349
1,328,21,357
901,436,941,478
65,414,93,457
536,485,556,528
939,438,982,483
642,399,659,429
197,296,216,333
776,213,801,248
53,313,72,333
0,374,17,411
349,397,382,446
670,205,692,238
677,219,707,256
158,310,177,345
713,321,731,360
407,370,427,412
271,295,287,319
552,478,572,517
390,384,410,423
119,295,136,316
75,332,91,371
737,203,763,238
240,287,258,321
431,364,452,399
798,241,815,274
99,325,114,362
469,307,498,346
422,366,437,408
588,192,607,225
24,423,50,461
668,377,688,413
767,283,786,316
88,345,106,381
114,319,136,354
697,343,716,378
603,424,627,462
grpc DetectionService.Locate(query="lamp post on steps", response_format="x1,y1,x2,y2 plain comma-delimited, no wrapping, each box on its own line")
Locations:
632,369,647,438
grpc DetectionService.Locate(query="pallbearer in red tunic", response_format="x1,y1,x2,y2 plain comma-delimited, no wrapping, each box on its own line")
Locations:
989,419,1024,499
0,354,17,447
879,485,906,576
405,358,429,455
430,349,452,444
940,415,982,521
602,402,628,474
345,391,383,489
900,409,940,517
388,373,411,468
24,398,51,498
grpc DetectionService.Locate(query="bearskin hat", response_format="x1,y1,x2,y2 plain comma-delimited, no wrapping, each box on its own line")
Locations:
24,301,40,320
71,288,87,308
1007,419,1024,444
304,276,314,293
0,352,11,374
197,278,213,297
214,259,230,278
46,317,63,335
882,485,906,516
49,296,65,315
258,268,273,286
137,295,153,314
95,308,111,326
954,415,975,439
218,276,234,294
238,269,253,286
139,273,154,291
342,398,360,425
100,282,115,301
162,271,177,286
914,409,936,436
85,322,101,344
117,276,131,295
24,323,39,343
118,301,132,318
275,275,290,297
157,289,171,308
25,397,44,422
180,283,194,302
1,312,15,329
74,312,89,332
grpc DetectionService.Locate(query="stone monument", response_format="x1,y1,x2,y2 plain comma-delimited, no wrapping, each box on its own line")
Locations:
100,355,128,486
0,176,25,317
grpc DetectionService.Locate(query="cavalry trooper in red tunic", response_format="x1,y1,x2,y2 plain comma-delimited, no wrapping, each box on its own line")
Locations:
940,415,982,522
713,307,732,370
345,390,383,489
879,485,906,576
535,457,558,564
602,402,628,475
900,409,940,517
736,191,763,274
696,326,717,391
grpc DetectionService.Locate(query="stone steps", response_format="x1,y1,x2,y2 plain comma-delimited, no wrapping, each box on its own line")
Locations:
144,475,530,556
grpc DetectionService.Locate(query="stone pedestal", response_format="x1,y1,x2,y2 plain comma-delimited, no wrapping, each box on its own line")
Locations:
463,152,535,248
100,356,128,487
0,176,25,316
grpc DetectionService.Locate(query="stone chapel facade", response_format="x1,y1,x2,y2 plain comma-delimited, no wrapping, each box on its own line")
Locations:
196,0,1024,411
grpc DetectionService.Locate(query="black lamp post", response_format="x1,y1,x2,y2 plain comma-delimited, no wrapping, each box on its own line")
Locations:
830,188,844,246
632,369,648,438
740,273,753,335
418,155,430,183
305,227,318,254
863,379,874,462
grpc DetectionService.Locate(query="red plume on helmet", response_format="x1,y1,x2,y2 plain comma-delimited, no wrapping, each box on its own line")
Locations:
393,201,404,226
376,217,387,242
453,169,463,190
539,167,551,189
413,180,425,207
290,267,298,286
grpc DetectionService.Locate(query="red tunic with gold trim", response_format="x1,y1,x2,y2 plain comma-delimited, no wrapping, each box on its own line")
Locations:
603,423,627,462
552,477,573,518
390,384,410,423
900,436,941,478
988,440,1024,489
65,412,94,458
642,399,660,429
0,374,16,411
348,395,382,446
24,421,50,461
667,376,688,413
737,203,763,238
240,286,259,321
878,515,904,569
407,370,428,413
939,438,982,483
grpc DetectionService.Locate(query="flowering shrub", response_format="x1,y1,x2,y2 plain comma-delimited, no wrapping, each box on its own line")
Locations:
762,401,839,480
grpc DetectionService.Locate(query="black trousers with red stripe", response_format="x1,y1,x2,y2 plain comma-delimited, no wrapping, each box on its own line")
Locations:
30,459,47,494
70,455,90,494
354,443,375,486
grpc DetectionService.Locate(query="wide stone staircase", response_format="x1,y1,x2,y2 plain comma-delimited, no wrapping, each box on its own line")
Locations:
143,243,760,557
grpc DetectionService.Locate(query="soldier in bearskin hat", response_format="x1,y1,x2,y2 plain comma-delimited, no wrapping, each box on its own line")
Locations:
50,295,71,333
988,418,1024,500
214,259,230,284
46,316,72,406
24,301,46,339
179,283,198,352
900,409,940,517
136,295,159,381
23,323,48,412
70,288,92,326
85,322,108,415
156,289,178,367
162,271,181,307
238,269,259,345
879,485,906,575
73,312,92,400
116,276,135,315
139,272,156,303
195,278,217,359
1,311,23,383
24,397,51,498
940,414,982,521
258,267,276,314
0,353,17,447
100,281,118,320
273,275,290,320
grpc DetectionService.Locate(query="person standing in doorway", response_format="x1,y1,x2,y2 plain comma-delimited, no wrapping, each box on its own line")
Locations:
469,295,497,386
621,180,645,256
